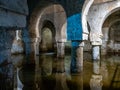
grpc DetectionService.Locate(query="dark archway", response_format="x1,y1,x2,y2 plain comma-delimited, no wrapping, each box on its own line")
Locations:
40,21,56,53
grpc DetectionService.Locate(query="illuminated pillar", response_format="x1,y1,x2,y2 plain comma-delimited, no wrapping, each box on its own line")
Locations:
92,45,100,61
11,30,24,54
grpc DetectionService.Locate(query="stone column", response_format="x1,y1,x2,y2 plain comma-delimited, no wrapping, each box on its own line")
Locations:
29,38,40,63
56,42,65,58
11,30,24,54
70,41,84,73
92,45,100,61
90,32,102,61
90,32,103,89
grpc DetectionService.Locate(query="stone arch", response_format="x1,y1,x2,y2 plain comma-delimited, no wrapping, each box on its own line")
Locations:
29,3,67,42
100,1,120,35
102,19,120,54
102,11,120,43
82,0,94,40
40,20,56,52
88,0,120,45
101,6,120,54
29,3,67,57
102,10,120,30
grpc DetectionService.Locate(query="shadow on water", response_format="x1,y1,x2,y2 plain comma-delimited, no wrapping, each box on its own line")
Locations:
0,52,120,90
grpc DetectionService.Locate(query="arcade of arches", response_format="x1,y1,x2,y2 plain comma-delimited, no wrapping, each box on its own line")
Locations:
0,0,120,90
10,0,120,70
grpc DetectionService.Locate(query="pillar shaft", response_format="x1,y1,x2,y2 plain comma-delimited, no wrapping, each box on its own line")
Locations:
71,41,84,73
76,45,83,72
92,45,100,61
57,42,65,58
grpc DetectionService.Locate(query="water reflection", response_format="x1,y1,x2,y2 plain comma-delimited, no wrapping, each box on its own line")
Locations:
36,54,68,90
90,60,103,90
68,73,83,90
11,55,24,90
53,58,68,90
0,52,120,90
40,55,83,90
90,74,102,90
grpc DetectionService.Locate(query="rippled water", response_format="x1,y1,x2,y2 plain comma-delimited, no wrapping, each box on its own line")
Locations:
0,52,120,90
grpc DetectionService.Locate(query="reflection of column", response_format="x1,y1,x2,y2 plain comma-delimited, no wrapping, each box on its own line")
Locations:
70,73,83,90
14,68,23,90
90,60,103,90
17,68,23,90
52,58,65,74
90,74,102,90
54,58,69,90
71,41,84,73
12,55,24,90
11,30,24,54
35,56,41,90
57,42,65,58
40,54,53,76
55,72,69,90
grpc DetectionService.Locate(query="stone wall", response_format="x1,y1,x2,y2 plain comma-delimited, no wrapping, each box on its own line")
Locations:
0,0,28,28
0,29,15,63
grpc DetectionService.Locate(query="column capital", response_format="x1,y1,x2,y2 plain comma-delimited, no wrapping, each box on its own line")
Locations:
90,32,103,45
92,41,102,46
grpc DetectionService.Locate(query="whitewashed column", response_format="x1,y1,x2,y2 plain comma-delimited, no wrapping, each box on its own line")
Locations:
11,30,24,54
